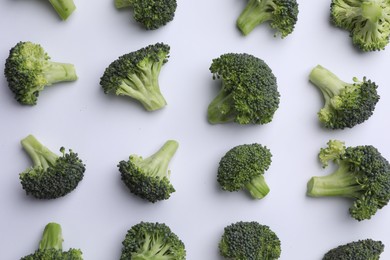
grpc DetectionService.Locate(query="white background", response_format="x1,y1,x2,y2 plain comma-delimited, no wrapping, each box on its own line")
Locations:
1,0,390,259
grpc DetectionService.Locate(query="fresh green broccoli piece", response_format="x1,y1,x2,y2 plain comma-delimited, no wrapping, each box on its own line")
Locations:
120,222,186,260
19,135,85,200
100,43,170,111
219,221,281,260
49,0,76,20
4,41,77,106
237,0,299,37
208,53,280,125
309,65,380,129
217,144,272,199
323,239,385,260
307,140,390,221
21,222,83,260
114,0,177,30
118,140,178,203
330,0,390,51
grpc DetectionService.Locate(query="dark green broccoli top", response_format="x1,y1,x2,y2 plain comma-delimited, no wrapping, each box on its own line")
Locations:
100,43,170,111
219,221,281,260
323,239,384,260
19,135,85,200
4,41,77,105
120,222,186,260
208,53,280,125
307,140,390,221
118,140,178,203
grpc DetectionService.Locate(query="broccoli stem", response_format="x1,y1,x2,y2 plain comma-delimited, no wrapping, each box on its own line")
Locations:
43,61,77,85
21,135,59,170
307,163,363,198
207,83,235,124
244,175,270,199
114,0,133,8
138,140,179,179
237,0,273,35
39,223,64,251
362,2,383,23
48,0,76,20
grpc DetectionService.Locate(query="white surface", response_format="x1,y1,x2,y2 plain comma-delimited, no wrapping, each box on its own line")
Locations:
1,0,390,259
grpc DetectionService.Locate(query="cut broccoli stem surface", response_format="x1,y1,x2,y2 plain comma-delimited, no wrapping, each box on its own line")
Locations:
244,175,270,199
21,135,59,170
39,223,64,251
43,61,78,85
49,0,76,20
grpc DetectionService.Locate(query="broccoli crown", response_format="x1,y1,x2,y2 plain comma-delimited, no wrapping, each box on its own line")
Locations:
309,65,380,129
307,140,390,221
118,140,178,203
120,222,186,260
100,43,170,111
237,0,299,37
331,0,390,51
48,0,76,20
219,221,281,260
217,144,272,199
323,239,385,260
21,222,83,260
19,135,85,200
208,53,280,125
4,41,77,105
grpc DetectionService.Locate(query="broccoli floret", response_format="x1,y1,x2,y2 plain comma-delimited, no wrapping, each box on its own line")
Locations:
19,135,85,200
120,222,186,260
118,140,178,203
236,0,299,37
48,0,76,20
100,43,170,111
309,65,380,129
219,221,281,260
4,41,77,105
307,140,390,221
114,0,177,30
217,144,272,199
21,222,83,260
208,53,280,125
330,0,390,51
323,239,385,260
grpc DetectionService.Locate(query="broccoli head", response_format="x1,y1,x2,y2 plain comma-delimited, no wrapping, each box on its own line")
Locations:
4,41,77,105
100,43,170,111
118,140,178,203
309,65,380,129
219,221,281,260
323,239,385,260
307,140,390,221
331,0,390,51
48,0,76,20
120,222,186,260
208,53,280,125
237,0,299,37
21,222,83,260
217,143,272,199
115,0,177,30
19,135,85,200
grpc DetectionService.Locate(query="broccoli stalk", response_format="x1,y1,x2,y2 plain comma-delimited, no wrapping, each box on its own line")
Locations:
237,0,275,35
115,0,132,9
244,175,270,199
48,0,76,20
42,61,77,85
38,223,64,251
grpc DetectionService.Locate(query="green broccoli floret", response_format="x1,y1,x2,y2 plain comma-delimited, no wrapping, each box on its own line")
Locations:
307,140,390,221
49,0,76,20
237,0,299,37
21,222,83,260
19,135,85,200
118,140,178,203
217,144,272,199
4,41,78,105
323,239,385,260
309,65,380,129
208,53,280,125
114,0,177,30
330,0,390,51
219,221,281,260
100,43,170,111
120,222,186,260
